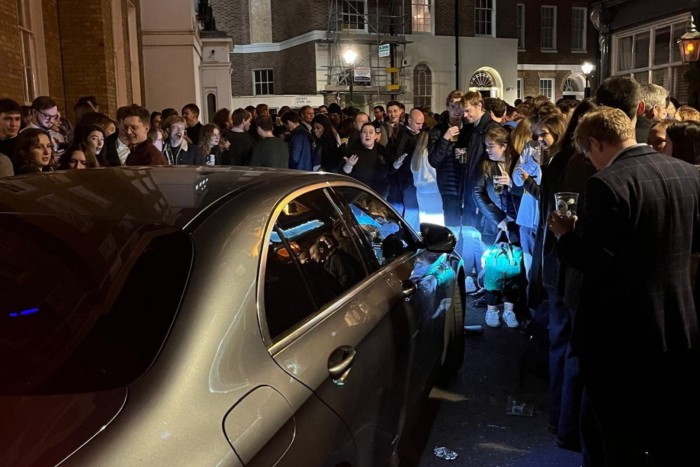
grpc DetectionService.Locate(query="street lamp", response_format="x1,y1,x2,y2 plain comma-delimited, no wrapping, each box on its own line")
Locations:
678,16,700,63
581,61,594,98
343,48,357,105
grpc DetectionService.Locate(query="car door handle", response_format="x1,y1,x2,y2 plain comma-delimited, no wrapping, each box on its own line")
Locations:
328,346,356,386
401,279,417,298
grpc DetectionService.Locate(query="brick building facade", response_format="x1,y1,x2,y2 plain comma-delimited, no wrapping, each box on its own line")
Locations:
212,0,521,112
0,0,142,121
516,0,598,103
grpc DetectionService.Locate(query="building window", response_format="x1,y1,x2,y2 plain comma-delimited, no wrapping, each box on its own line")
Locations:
342,0,367,32
562,77,579,93
541,6,556,50
254,69,274,95
470,70,494,88
614,14,690,103
571,7,586,51
411,0,432,33
206,93,217,122
17,0,38,102
475,0,495,37
413,64,432,111
517,78,523,101
539,78,554,101
516,4,525,50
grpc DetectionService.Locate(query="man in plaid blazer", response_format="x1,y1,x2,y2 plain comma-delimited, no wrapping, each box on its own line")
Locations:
549,106,700,467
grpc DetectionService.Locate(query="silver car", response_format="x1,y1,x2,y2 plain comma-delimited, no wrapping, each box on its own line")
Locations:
0,166,465,466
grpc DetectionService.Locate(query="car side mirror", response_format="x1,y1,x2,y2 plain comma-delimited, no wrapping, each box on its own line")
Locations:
420,223,456,253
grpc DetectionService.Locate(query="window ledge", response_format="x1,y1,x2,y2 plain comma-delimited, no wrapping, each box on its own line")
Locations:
571,50,588,53
540,49,558,53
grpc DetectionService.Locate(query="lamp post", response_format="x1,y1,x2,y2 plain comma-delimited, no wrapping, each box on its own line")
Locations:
678,16,700,63
582,61,594,99
343,48,357,106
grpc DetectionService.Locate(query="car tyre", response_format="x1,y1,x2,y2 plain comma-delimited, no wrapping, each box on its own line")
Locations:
437,283,465,386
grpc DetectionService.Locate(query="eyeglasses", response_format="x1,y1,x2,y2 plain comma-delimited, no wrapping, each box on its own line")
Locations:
35,109,60,122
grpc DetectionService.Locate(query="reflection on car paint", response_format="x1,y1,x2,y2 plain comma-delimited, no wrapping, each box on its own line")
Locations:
433,298,452,319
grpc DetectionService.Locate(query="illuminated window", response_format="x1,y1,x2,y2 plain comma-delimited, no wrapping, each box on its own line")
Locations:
412,0,432,33
614,14,690,103
342,0,367,32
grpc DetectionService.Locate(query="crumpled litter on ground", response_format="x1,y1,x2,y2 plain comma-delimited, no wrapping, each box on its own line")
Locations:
433,446,458,460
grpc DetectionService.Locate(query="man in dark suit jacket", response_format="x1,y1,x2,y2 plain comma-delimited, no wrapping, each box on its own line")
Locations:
549,106,700,467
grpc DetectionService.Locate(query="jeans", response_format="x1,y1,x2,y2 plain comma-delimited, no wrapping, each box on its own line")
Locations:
389,180,419,232
519,225,538,278
415,187,444,226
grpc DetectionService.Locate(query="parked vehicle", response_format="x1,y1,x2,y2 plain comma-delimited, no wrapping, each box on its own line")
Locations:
0,166,465,466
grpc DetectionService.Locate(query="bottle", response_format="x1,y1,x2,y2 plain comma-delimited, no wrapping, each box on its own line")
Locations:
207,154,216,166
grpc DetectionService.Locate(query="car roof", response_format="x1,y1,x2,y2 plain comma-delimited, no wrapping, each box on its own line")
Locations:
0,166,352,228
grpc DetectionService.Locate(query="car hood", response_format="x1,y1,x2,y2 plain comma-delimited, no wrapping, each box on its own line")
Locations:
0,388,127,467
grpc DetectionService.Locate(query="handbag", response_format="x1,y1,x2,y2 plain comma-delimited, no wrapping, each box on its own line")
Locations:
480,230,523,292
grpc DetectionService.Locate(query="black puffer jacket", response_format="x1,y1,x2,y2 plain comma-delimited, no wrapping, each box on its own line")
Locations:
428,112,470,199
473,162,522,244
428,112,501,225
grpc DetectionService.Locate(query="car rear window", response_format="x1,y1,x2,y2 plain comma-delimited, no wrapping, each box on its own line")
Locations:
0,215,192,395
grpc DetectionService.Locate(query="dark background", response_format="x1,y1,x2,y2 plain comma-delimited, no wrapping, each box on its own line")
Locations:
402,295,582,467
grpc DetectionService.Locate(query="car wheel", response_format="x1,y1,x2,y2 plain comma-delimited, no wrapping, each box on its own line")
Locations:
437,282,465,385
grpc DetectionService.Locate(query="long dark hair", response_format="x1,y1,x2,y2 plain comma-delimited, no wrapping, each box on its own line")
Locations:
533,113,568,164
312,113,341,170
560,98,598,157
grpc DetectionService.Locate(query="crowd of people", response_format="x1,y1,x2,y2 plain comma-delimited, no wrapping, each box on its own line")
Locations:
1,79,700,466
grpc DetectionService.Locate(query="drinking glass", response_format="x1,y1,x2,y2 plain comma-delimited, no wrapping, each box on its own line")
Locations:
554,192,579,217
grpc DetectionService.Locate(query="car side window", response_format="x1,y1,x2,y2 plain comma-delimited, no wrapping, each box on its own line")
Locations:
332,186,417,267
263,188,368,342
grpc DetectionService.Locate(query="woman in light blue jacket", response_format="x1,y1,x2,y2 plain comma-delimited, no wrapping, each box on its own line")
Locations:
511,118,541,278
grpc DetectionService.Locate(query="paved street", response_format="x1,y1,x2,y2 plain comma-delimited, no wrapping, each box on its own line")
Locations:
400,295,582,467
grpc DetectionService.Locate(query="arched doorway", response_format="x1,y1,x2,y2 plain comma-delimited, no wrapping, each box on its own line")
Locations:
562,75,586,100
468,67,503,98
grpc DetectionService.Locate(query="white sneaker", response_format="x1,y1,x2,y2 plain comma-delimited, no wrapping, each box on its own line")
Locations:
503,310,519,328
485,310,501,328
465,276,477,293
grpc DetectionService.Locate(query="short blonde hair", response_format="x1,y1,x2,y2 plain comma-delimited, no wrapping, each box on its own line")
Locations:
461,91,484,108
676,105,700,123
574,106,635,152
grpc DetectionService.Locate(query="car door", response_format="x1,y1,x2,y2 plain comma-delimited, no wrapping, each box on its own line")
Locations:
260,186,410,466
329,185,455,417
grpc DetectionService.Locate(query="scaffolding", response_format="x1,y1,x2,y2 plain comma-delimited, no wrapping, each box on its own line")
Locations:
323,0,410,105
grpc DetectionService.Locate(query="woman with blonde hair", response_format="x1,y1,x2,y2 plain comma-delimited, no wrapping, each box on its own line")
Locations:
410,130,443,225
511,117,540,279
675,105,700,123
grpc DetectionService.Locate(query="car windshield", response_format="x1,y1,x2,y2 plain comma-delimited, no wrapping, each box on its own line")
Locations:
0,214,192,395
